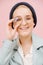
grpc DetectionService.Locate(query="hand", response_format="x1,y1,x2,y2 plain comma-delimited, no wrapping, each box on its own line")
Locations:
6,19,21,41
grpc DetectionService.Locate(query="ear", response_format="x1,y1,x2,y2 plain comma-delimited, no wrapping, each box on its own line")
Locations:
33,23,35,28
32,18,35,27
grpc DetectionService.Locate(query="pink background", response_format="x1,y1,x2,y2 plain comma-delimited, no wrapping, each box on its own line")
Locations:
0,0,43,47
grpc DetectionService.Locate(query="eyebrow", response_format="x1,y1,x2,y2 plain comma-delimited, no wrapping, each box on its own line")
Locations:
14,14,32,18
26,15,32,17
14,16,22,18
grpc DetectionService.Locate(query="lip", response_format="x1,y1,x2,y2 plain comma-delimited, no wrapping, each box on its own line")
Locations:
19,27,29,30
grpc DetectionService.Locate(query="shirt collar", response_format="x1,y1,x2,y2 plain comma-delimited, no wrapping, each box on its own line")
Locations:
17,33,43,50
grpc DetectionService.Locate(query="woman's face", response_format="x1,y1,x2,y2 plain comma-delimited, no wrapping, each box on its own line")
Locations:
13,5,35,37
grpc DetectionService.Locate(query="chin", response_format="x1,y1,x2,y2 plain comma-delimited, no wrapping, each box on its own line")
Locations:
18,27,33,37
18,30,32,37
19,33,29,37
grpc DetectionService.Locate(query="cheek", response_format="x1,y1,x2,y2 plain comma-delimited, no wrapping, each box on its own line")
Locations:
28,22,34,28
27,18,34,26
27,22,34,31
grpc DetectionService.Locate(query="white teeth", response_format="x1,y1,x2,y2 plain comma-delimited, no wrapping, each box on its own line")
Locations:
20,27,29,30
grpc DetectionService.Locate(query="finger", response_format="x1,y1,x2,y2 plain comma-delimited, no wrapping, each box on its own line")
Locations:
7,19,15,30
15,21,21,29
8,19,14,26
11,23,20,35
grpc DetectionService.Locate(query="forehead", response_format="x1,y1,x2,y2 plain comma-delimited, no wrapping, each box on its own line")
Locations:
13,5,32,17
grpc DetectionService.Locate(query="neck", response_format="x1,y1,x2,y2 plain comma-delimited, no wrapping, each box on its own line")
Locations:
19,33,32,55
19,33,32,46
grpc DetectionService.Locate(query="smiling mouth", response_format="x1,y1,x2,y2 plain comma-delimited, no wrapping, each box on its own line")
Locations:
19,27,29,30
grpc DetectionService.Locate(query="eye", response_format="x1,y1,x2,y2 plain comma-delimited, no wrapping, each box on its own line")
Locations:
16,18,21,21
26,17,31,20
14,17,22,22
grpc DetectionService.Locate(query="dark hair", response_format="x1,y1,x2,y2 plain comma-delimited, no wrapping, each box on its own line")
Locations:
9,2,37,27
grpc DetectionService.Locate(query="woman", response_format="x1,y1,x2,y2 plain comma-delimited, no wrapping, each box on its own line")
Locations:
0,2,43,65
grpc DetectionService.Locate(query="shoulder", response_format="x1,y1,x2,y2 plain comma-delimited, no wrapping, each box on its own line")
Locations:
32,33,43,51
32,33,43,43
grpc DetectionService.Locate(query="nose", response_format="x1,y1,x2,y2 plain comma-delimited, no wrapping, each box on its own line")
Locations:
21,19,27,25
